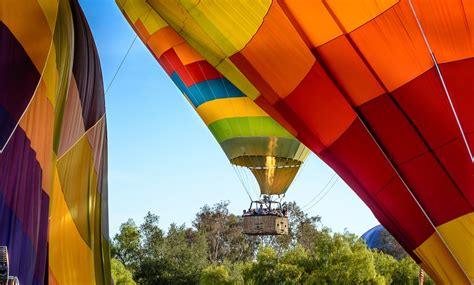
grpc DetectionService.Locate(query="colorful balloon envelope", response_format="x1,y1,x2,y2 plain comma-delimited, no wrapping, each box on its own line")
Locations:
116,0,310,196
0,0,110,284
118,0,474,283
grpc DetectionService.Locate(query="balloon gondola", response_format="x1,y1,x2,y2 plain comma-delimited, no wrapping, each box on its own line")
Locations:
242,196,289,235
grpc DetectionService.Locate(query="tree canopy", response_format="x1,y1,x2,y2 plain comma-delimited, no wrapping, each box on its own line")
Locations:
111,201,432,285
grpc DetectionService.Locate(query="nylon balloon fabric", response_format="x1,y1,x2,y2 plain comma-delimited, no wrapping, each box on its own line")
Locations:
116,0,309,196
126,0,474,283
0,0,110,284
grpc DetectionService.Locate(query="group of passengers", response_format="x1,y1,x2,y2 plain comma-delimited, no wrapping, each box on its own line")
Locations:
242,204,288,217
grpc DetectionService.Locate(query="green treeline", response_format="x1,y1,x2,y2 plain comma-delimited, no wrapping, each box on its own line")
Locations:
111,201,432,285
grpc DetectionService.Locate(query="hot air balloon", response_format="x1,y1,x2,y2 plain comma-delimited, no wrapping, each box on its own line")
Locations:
119,1,474,283
0,0,110,284
116,0,310,235
362,225,387,251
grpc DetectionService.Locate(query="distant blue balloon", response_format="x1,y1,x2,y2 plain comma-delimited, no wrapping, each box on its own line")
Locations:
361,225,385,249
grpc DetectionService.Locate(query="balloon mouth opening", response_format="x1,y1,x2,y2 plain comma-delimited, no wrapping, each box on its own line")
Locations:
230,155,302,169
231,156,303,196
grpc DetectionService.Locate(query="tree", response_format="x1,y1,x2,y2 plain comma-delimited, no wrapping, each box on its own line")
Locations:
193,201,256,263
378,228,407,260
200,265,231,285
134,223,209,285
307,229,385,284
111,219,142,273
391,257,435,285
111,201,432,285
261,202,321,254
111,258,136,285
372,250,398,284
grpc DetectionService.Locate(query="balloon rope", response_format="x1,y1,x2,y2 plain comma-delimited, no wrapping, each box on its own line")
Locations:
104,35,137,95
304,176,339,212
407,0,473,164
300,172,337,211
406,2,473,281
105,8,152,95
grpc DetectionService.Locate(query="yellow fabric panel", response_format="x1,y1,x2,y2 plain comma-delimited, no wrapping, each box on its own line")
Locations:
116,0,127,7
414,232,470,285
197,97,267,126
19,80,54,194
215,58,261,100
148,0,261,99
56,135,95,245
117,0,167,35
49,168,96,285
148,0,226,65
118,0,150,24
283,0,342,47
1,0,54,72
174,43,204,65
139,7,167,35
48,268,60,285
437,213,474,282
180,0,271,56
52,0,74,111
40,44,59,105
37,0,59,32
240,2,314,98
410,0,474,63
325,0,398,33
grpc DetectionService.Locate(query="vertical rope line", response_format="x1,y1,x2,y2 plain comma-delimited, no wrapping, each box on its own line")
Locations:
408,0,474,164
406,3,473,280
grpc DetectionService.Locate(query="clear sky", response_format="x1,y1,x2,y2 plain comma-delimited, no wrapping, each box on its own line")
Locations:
79,0,378,238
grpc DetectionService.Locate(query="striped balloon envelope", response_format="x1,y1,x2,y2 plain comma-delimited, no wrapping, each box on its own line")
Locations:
0,0,110,284
116,0,474,284
116,0,310,197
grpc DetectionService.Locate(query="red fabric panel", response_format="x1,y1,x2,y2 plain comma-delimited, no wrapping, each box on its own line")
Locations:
254,95,298,136
392,67,460,150
158,48,183,76
319,119,433,249
398,151,471,225
439,58,474,154
358,94,472,226
436,137,474,205
376,177,434,250
279,63,356,152
176,61,222,87
392,64,474,208
358,94,427,165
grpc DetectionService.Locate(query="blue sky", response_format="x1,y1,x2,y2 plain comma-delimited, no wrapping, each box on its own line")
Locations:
80,0,378,237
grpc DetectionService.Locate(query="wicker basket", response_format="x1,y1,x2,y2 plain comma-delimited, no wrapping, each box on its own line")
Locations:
242,215,289,235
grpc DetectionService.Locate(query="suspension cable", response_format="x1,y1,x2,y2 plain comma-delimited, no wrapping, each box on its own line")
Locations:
301,173,337,211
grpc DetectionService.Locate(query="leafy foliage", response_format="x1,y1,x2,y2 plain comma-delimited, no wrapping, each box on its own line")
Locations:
111,202,431,285
111,258,136,285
